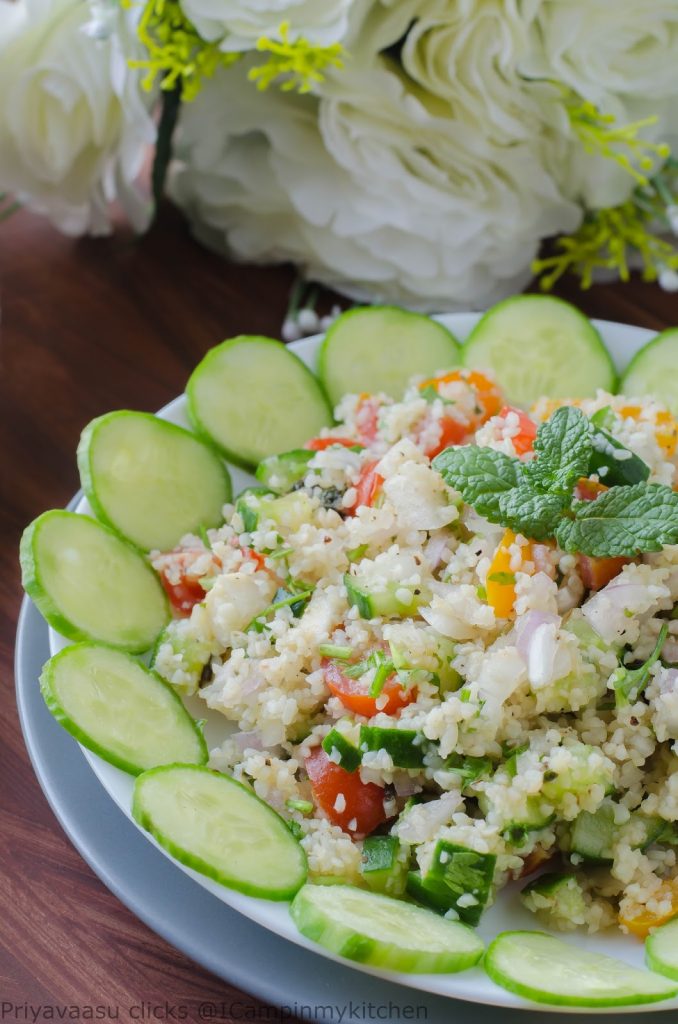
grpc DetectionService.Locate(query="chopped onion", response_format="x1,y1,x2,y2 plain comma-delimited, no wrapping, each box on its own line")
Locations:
233,730,263,751
659,667,678,694
393,773,421,798
514,611,560,661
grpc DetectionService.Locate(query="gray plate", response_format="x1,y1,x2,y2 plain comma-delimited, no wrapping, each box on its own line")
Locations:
16,595,678,1024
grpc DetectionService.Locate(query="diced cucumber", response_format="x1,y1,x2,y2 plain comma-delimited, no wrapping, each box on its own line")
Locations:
541,742,614,801
77,411,231,552
186,336,332,469
442,753,492,791
133,764,307,900
646,916,678,981
290,883,484,973
40,644,207,774
360,836,407,896
256,449,314,493
151,620,212,696
463,296,616,407
620,327,678,414
484,930,678,1007
322,728,361,772
588,425,650,487
258,492,316,531
520,873,588,929
344,574,427,619
359,726,425,770
570,801,617,862
319,307,461,406
235,487,275,532
20,510,169,652
409,841,496,926
432,637,463,693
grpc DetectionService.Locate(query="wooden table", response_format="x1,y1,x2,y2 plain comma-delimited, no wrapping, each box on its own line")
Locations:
2,205,677,1021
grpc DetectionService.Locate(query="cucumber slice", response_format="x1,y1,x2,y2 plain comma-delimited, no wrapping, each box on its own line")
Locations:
463,296,616,408
485,930,678,1007
359,725,426,769
20,510,169,652
77,411,231,552
620,328,678,413
646,916,678,981
187,336,332,469
319,307,461,406
290,883,484,973
40,644,207,774
133,764,307,900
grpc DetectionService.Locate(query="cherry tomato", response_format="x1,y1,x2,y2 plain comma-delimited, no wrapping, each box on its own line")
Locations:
305,747,387,838
422,415,471,459
304,437,362,451
574,478,608,502
499,405,537,456
158,570,205,616
355,394,381,443
346,459,383,514
323,659,416,717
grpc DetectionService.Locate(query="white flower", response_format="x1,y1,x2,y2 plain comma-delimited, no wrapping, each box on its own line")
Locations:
0,0,155,235
170,55,579,311
178,0,355,49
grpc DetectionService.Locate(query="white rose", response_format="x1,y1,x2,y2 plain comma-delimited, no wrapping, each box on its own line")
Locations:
170,56,579,311
178,0,354,49
0,0,155,235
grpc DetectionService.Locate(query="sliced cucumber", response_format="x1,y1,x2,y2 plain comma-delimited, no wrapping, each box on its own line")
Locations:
187,336,332,469
40,644,206,774
485,930,678,1007
620,328,678,413
322,728,361,772
256,449,314,493
133,764,307,900
359,725,425,770
319,307,461,406
646,916,678,981
290,883,484,973
360,836,407,897
77,411,231,552
20,510,169,652
463,296,616,408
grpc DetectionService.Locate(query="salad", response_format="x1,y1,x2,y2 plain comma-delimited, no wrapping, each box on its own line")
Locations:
20,296,678,1008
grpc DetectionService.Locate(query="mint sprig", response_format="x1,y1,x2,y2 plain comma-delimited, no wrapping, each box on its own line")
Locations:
432,407,678,557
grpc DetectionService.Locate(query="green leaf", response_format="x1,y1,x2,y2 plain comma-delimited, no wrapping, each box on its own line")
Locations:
556,483,678,556
497,487,567,541
527,406,592,496
613,623,669,706
432,446,521,520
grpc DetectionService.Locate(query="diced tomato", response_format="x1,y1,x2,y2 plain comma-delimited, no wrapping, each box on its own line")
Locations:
574,478,608,502
578,554,630,591
159,573,205,616
304,437,361,451
305,747,388,838
422,415,471,459
485,529,533,619
619,878,678,939
323,658,417,718
240,546,268,572
355,393,381,444
346,459,383,514
419,369,503,422
499,405,537,456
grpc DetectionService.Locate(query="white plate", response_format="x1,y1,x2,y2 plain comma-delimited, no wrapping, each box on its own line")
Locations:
50,313,675,1014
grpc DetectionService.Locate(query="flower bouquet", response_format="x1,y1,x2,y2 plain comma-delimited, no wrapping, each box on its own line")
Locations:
2,0,678,311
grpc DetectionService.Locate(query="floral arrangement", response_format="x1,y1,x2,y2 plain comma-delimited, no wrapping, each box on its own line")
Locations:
2,0,678,311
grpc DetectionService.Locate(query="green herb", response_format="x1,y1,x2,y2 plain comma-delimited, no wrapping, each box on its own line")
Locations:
476,584,487,602
268,546,294,560
368,657,393,698
246,587,313,632
346,544,369,563
433,407,678,557
443,754,492,789
612,623,669,706
286,798,314,814
197,523,211,547
487,572,516,586
318,644,353,659
590,405,616,431
286,820,303,840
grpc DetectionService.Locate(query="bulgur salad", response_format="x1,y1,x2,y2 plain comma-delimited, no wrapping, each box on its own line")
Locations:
20,298,678,1007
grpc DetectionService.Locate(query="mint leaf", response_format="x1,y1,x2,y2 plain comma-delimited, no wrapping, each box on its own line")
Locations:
556,483,678,556
497,486,567,541
432,446,520,520
527,406,592,497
